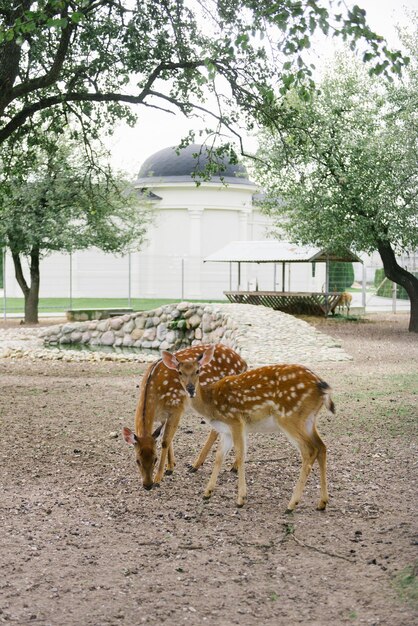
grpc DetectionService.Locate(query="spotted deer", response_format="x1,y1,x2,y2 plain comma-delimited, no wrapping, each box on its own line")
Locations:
337,291,352,315
161,345,335,511
122,344,247,489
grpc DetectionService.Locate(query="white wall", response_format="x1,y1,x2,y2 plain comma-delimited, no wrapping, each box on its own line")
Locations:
3,180,325,301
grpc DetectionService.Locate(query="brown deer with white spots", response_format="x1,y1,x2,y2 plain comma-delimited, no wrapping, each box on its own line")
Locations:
161,345,335,511
122,344,247,490
336,291,352,315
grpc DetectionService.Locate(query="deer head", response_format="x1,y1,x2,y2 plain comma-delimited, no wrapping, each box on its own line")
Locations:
161,344,215,398
122,424,163,489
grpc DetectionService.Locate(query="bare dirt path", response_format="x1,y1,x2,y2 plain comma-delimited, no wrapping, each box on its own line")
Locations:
0,313,417,625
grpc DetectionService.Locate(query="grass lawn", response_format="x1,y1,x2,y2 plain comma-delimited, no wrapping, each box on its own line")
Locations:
0,297,226,314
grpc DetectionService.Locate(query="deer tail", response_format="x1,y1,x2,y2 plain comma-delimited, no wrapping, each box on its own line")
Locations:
317,380,336,415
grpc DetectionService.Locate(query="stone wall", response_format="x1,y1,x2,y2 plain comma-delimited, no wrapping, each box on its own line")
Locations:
41,302,239,352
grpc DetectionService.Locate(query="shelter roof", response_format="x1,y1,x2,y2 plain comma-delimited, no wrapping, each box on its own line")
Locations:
203,240,362,263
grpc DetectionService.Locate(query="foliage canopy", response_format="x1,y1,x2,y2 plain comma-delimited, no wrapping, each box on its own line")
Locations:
0,1,409,152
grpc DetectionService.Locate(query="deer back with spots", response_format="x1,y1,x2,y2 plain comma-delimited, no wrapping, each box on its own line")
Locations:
123,344,247,489
161,345,335,511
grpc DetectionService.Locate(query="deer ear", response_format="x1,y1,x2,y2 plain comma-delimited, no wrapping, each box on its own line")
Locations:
122,427,137,446
161,351,180,370
197,344,216,367
152,423,164,440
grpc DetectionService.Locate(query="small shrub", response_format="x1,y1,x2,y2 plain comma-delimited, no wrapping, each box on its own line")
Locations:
329,262,354,292
374,268,415,300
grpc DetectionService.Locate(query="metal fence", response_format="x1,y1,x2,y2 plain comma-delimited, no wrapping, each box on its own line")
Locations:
0,248,413,319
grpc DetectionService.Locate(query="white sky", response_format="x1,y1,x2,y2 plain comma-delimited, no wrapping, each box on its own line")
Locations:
104,0,417,177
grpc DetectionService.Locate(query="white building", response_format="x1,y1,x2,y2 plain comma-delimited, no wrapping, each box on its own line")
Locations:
3,143,328,300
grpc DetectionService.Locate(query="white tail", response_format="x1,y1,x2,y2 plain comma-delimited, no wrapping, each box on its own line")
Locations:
162,346,335,511
122,344,247,489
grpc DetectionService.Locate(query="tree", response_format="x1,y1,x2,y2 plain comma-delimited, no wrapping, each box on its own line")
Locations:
0,1,409,154
0,138,149,323
255,44,418,331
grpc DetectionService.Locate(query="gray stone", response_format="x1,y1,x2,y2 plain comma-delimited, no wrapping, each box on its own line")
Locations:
202,313,213,333
62,323,77,334
123,320,135,333
141,341,153,349
143,327,156,341
159,340,170,350
135,317,146,329
123,335,133,347
177,301,190,312
59,335,71,344
131,328,144,341
110,318,123,330
101,331,115,346
187,314,201,329
145,318,155,329
97,320,109,332
70,331,83,343
156,323,168,341
170,309,181,319
195,328,202,340
151,340,161,349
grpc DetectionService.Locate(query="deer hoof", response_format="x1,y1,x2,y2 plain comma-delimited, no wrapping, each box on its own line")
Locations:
165,469,174,476
284,507,295,514
187,464,198,473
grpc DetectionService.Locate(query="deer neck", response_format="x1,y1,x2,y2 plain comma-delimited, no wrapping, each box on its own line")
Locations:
191,380,217,421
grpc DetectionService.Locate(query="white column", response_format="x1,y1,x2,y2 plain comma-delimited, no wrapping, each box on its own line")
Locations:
238,209,250,289
187,208,204,299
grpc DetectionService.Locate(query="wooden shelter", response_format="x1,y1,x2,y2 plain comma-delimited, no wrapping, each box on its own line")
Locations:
204,241,362,316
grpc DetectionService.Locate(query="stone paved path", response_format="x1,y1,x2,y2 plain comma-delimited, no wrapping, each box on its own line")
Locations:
0,304,350,365
217,304,350,366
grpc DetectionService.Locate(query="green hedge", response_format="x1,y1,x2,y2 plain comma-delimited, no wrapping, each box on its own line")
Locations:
329,262,354,292
374,268,416,300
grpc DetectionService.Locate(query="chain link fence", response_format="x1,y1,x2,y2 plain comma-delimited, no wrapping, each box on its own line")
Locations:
1,248,414,318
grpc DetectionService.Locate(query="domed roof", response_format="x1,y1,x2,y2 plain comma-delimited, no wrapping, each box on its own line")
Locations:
136,143,252,185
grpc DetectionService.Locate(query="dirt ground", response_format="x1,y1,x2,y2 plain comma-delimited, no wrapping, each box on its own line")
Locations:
0,313,417,626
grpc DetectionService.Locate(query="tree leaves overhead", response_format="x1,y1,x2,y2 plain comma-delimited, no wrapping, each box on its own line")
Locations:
0,1,410,149
0,137,150,257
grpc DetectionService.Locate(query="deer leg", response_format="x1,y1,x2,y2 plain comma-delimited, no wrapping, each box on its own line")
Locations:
230,424,247,507
189,429,218,472
203,431,232,501
286,440,318,513
154,410,181,484
313,430,328,510
166,441,176,475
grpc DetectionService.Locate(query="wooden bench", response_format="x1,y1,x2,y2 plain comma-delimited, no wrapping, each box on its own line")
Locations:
224,291,342,316
66,308,134,322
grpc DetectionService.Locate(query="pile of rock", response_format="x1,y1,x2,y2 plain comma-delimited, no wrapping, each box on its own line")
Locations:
41,302,239,352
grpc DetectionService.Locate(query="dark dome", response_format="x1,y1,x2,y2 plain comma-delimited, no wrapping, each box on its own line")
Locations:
136,143,251,184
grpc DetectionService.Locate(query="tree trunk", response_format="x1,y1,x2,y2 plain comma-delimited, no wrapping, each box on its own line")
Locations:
377,240,418,333
11,247,40,324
